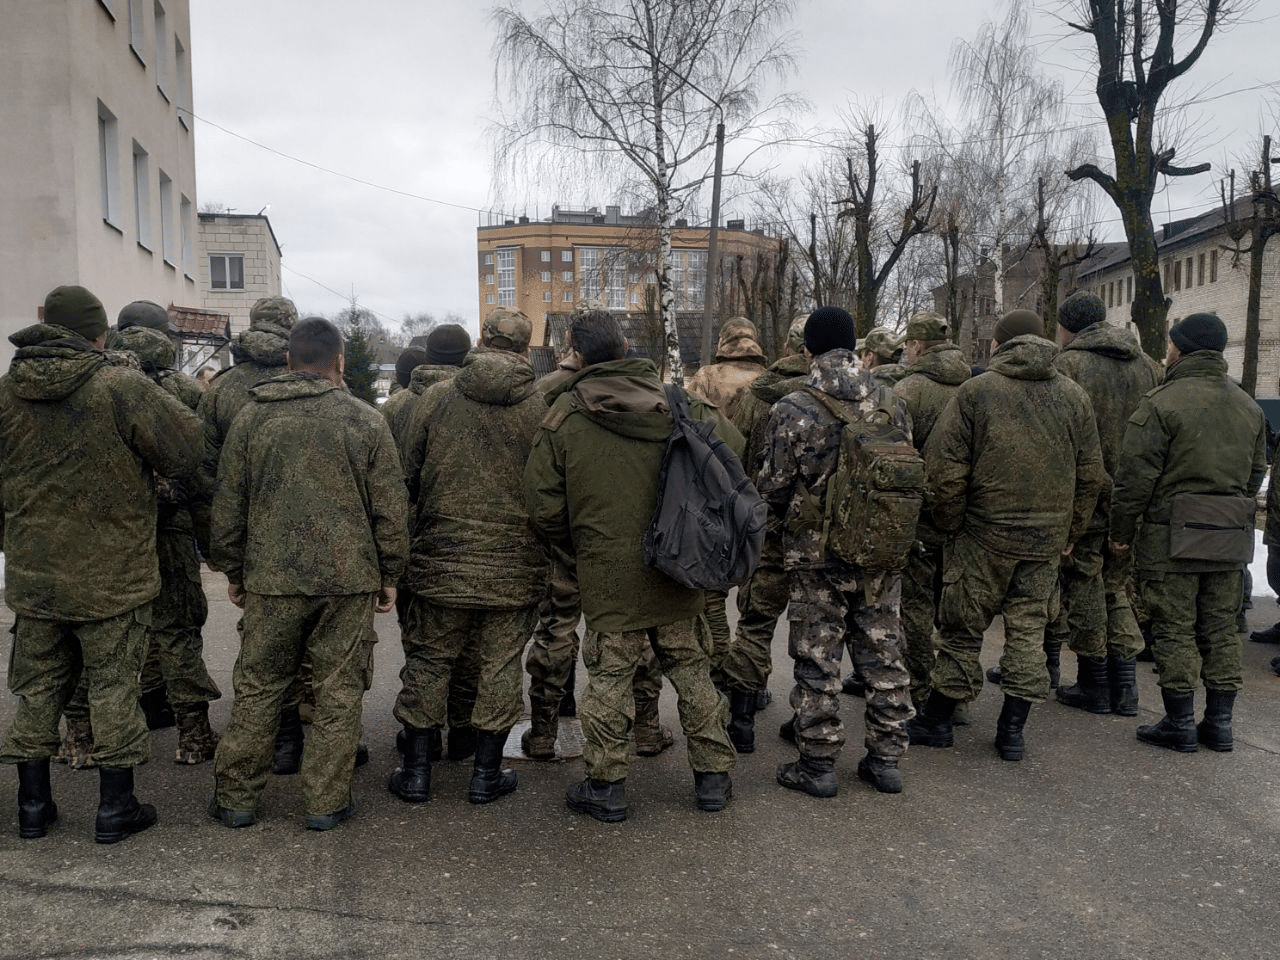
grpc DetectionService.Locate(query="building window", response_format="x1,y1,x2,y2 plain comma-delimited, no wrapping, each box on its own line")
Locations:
1198,253,1205,286
97,101,122,228
485,293,495,305
543,291,552,302
154,2,170,99
1162,260,1171,290
562,270,573,282
1210,249,1218,282
128,0,146,63
1172,259,1181,292
670,250,707,309
563,291,573,302
174,36,189,129
1185,257,1193,288
158,170,176,265
562,250,573,262
629,272,641,284
630,291,640,306
541,250,551,262
132,142,152,250
484,274,494,285
179,194,193,277
1106,282,1113,308
209,254,244,290
496,248,515,307
577,246,627,310
538,271,549,282
484,253,494,265
1126,276,1133,303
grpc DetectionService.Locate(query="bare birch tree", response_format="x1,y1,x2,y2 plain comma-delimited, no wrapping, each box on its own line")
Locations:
490,0,799,382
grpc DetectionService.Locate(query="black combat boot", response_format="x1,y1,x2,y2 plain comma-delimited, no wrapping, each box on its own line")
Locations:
1043,637,1062,689
776,756,838,798
693,771,733,811
17,759,57,839
388,727,439,803
272,705,304,776
1108,654,1139,716
985,665,1003,685
1197,688,1236,752
138,686,176,731
1136,689,1198,753
467,730,518,804
559,661,578,717
727,689,758,754
857,753,903,794
566,777,626,822
1249,621,1280,644
94,767,157,844
779,714,797,744
1055,656,1111,714
521,697,559,760
994,695,1032,761
446,725,477,762
906,690,957,748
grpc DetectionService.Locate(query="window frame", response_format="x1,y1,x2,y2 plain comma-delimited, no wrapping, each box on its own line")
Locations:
209,253,245,291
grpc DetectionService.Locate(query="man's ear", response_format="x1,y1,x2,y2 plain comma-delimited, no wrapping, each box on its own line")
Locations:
286,350,295,371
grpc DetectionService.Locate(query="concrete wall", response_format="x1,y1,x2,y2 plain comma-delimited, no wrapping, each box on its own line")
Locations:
197,214,283,338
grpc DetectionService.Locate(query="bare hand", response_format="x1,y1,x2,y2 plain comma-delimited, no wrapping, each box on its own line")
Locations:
227,582,246,608
1109,541,1131,555
375,585,397,614
1062,543,1075,557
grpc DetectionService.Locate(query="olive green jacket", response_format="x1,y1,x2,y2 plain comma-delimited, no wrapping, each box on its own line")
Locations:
401,349,548,607
210,372,408,595
0,324,201,620
732,353,810,478
926,335,1105,559
523,358,744,633
1111,350,1267,573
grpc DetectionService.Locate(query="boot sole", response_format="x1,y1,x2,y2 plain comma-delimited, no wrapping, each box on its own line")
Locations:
18,806,58,839
95,808,158,844
565,797,627,822
1136,731,1198,753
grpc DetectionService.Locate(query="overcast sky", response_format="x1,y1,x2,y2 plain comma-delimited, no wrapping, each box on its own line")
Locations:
189,0,1277,335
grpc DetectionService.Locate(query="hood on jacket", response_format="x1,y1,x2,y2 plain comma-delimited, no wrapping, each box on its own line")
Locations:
713,320,767,362
229,320,290,368
453,348,538,406
1162,348,1228,384
807,348,878,402
750,354,811,405
116,324,176,372
553,357,674,441
248,371,341,403
987,335,1059,381
6,323,106,401
908,342,971,387
1062,321,1146,362
409,363,462,395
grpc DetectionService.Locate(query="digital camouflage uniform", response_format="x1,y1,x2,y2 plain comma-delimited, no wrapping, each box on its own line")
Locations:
396,348,548,737
523,358,739,786
891,339,971,707
1110,351,1266,697
0,323,201,770
755,348,915,765
210,372,408,818
925,335,1104,705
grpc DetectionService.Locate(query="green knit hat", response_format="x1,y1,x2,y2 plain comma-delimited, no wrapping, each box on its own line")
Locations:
44,285,108,340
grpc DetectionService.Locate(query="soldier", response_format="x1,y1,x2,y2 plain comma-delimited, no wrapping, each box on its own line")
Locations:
1048,292,1161,717
524,310,738,822
1110,313,1266,753
908,309,1104,761
0,284,201,843
721,315,810,752
208,317,407,830
390,310,548,805
890,311,971,710
757,306,915,796
860,326,909,388
383,324,472,454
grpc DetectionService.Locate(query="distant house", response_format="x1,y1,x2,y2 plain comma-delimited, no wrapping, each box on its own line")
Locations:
197,212,284,340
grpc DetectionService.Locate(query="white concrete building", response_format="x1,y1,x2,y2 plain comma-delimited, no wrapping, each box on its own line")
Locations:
0,0,199,366
197,212,283,339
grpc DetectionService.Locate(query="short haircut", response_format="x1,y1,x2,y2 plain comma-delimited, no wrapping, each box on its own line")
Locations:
289,316,343,368
571,311,627,366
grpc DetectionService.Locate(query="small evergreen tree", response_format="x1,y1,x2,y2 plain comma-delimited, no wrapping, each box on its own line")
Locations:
341,313,379,404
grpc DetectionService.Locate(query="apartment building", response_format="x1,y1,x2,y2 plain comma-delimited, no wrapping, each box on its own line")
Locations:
0,0,199,365
197,212,283,339
476,205,783,349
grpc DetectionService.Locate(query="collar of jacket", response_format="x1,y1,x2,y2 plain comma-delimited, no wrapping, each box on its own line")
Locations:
1163,349,1227,384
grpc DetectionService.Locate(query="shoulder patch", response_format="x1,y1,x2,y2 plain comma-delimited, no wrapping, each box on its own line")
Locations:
541,405,569,432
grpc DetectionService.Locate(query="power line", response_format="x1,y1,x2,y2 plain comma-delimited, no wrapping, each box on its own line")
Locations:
282,263,402,328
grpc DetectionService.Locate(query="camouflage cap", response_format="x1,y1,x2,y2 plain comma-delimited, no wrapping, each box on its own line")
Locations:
481,308,532,352
786,315,809,352
249,296,299,329
862,326,904,360
118,299,176,334
904,310,950,342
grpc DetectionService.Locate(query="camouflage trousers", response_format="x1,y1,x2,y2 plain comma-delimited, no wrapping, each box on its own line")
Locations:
0,604,152,767
524,551,661,703
703,591,732,684
580,618,735,784
932,534,1058,704
1047,529,1144,661
786,566,914,762
398,587,479,733
213,593,373,817
1142,570,1244,694
395,598,538,734
900,538,944,709
720,530,789,693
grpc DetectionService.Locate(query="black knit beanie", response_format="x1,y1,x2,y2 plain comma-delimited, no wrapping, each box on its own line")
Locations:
426,323,472,366
993,309,1043,344
1058,292,1106,333
1169,313,1227,354
395,346,429,388
803,306,857,356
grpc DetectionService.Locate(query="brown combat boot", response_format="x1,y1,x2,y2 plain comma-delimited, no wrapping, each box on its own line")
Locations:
55,716,95,769
174,704,220,765
520,697,559,760
633,697,674,756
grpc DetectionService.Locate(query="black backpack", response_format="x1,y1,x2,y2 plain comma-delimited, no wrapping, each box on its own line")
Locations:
643,385,769,591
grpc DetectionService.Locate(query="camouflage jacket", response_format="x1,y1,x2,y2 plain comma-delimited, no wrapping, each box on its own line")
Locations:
686,354,768,423
733,353,811,478
1111,350,1266,573
755,348,912,569
196,320,291,492
210,372,408,595
382,362,461,451
404,349,548,607
925,335,1104,560
524,357,744,632
0,323,201,620
869,362,910,389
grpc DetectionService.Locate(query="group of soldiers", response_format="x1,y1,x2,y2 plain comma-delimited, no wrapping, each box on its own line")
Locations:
0,280,1271,840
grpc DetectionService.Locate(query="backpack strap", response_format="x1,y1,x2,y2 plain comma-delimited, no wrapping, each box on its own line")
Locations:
664,383,692,427
803,384,896,429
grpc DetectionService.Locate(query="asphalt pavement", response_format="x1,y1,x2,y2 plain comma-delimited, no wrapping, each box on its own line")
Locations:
1,568,1278,960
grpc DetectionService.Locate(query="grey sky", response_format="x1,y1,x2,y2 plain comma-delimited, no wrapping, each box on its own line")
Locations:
190,0,1276,335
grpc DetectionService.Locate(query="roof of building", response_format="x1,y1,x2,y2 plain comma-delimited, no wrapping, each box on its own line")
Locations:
197,211,283,258
169,305,231,344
